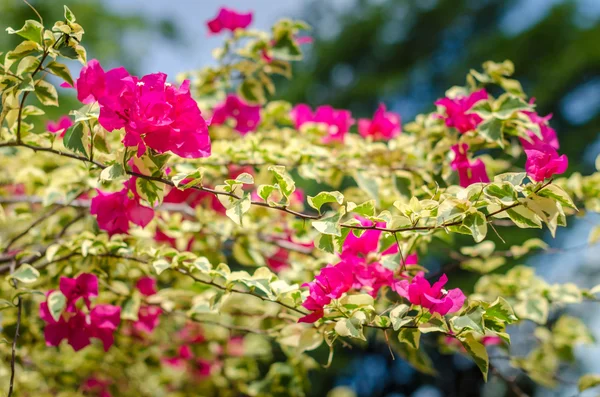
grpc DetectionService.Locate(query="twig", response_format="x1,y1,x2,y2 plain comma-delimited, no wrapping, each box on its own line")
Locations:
2,204,65,253
7,295,22,397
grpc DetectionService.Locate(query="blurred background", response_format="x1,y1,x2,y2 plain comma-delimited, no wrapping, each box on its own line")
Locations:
2,0,599,396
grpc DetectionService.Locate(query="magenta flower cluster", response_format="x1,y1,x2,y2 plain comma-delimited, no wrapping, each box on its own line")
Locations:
40,273,121,352
71,59,211,158
299,217,465,323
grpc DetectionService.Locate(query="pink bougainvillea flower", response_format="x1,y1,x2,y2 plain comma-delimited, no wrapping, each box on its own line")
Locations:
435,89,488,133
210,94,261,134
299,261,354,323
98,71,211,158
46,116,73,137
90,180,154,236
136,276,158,297
40,299,91,351
358,104,401,140
73,59,107,104
89,304,121,351
290,104,354,143
207,7,253,34
482,335,504,346
82,377,112,397
60,273,98,309
520,107,559,150
450,143,490,187
525,143,568,182
133,305,162,335
394,273,465,315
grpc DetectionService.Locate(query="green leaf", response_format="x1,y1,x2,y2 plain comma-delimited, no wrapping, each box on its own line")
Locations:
461,257,506,274
307,191,344,213
354,171,380,206
34,79,59,106
347,200,376,217
484,297,517,324
171,168,204,189
452,307,485,334
578,374,600,392
335,318,365,341
136,178,164,205
46,291,66,322
257,184,277,202
6,20,44,43
17,56,40,75
419,314,449,334
271,31,302,61
238,77,266,104
121,294,141,321
100,163,126,182
389,304,411,331
514,297,548,324
537,184,577,210
226,194,251,226
268,166,295,199
312,213,342,236
45,61,74,87
506,206,542,228
458,333,489,381
9,264,40,284
398,327,420,349
63,123,87,155
235,172,254,184
315,234,335,254
152,259,171,275
494,95,532,119
494,172,527,186
64,5,76,23
478,118,504,147
463,211,488,243
484,183,517,205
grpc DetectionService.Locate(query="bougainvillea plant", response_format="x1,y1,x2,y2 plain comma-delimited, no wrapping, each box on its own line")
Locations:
1,6,600,397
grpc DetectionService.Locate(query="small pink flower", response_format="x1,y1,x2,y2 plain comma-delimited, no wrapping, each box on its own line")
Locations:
89,304,121,351
40,299,91,351
211,94,261,134
482,336,504,346
299,261,354,323
90,179,155,236
60,273,98,309
136,276,157,297
291,104,354,143
73,59,107,104
207,7,253,34
358,104,401,140
133,305,162,335
450,143,490,187
525,143,568,182
82,377,112,397
520,105,559,150
394,273,465,315
46,116,73,137
435,89,488,134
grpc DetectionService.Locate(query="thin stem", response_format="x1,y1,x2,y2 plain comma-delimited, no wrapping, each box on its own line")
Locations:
7,296,22,397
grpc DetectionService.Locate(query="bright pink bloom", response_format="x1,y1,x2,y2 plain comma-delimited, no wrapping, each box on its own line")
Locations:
82,377,112,397
291,104,354,143
358,104,401,140
211,94,261,134
482,336,504,346
73,59,107,104
89,304,121,351
207,7,252,34
136,276,157,297
520,107,559,150
394,273,465,315
90,180,155,236
435,89,488,133
46,116,73,137
450,143,490,187
299,261,354,323
133,305,162,334
266,247,289,272
194,359,213,377
98,70,211,158
525,143,568,182
40,300,91,351
60,273,98,309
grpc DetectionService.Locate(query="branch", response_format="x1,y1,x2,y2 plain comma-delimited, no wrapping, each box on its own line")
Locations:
7,294,22,397
2,204,65,254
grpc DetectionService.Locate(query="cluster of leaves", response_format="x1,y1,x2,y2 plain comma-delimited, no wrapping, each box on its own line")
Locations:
1,6,600,397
